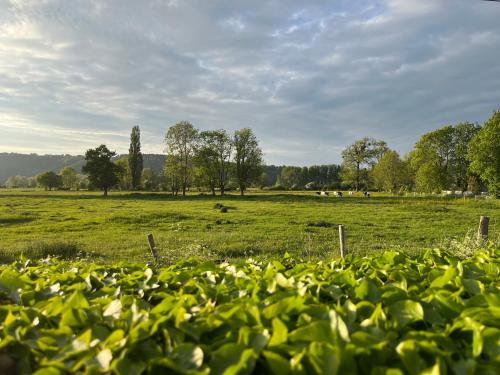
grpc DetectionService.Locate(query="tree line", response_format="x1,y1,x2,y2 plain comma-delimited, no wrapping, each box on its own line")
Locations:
79,124,264,196
337,110,498,195
3,109,498,195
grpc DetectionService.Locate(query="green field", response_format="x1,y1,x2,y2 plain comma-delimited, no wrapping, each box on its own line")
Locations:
0,190,497,263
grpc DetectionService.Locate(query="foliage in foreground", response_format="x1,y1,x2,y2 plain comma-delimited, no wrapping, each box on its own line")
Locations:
0,246,499,374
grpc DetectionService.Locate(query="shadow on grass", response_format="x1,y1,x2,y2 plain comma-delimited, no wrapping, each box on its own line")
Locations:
0,217,36,225
0,191,416,203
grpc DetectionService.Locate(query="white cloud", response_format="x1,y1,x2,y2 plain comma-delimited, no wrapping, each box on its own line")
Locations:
0,0,499,164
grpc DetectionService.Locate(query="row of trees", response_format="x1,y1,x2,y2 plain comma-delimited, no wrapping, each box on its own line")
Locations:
4,168,89,190
270,165,341,190
158,122,263,196
339,110,499,194
4,109,498,195
79,123,264,196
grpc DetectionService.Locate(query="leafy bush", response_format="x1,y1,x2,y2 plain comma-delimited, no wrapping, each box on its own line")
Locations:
0,246,498,374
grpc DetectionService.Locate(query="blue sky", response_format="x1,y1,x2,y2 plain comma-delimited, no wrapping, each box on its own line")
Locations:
1,0,499,164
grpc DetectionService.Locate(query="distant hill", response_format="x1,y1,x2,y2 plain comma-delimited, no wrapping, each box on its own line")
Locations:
0,153,166,183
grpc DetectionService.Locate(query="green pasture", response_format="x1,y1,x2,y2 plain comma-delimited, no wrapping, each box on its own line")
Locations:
0,190,497,263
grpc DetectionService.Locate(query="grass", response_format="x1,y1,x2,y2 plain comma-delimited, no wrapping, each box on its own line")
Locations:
0,189,497,263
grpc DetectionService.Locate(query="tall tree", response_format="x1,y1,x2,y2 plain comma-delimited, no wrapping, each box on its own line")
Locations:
163,154,183,196
141,168,158,191
408,126,454,192
280,166,302,189
165,121,198,196
82,145,120,196
468,110,500,194
36,171,62,191
194,132,219,195
115,158,131,190
409,124,481,192
341,137,388,191
233,128,263,196
372,150,409,193
5,175,37,188
195,130,232,195
452,122,481,191
128,126,143,190
60,167,79,190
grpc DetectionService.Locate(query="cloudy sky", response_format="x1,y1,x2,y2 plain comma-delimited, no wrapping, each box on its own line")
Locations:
1,0,499,165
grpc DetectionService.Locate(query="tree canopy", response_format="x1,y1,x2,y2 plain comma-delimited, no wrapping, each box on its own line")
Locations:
468,110,500,194
128,126,143,190
165,121,198,196
341,138,387,191
372,150,409,193
36,171,62,191
234,128,263,195
82,145,120,196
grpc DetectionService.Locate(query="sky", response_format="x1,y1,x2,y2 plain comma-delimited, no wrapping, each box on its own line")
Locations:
1,0,499,165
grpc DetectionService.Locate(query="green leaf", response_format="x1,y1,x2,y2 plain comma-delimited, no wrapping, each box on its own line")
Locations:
269,318,288,347
237,327,269,352
262,296,304,320
64,290,90,310
60,307,89,328
430,266,456,288
329,310,350,342
209,344,257,375
462,279,482,295
396,340,427,375
32,367,66,375
388,300,424,327
355,279,381,303
172,343,204,371
96,348,113,371
306,342,340,375
262,350,291,375
111,357,147,375
288,321,333,343
103,299,122,319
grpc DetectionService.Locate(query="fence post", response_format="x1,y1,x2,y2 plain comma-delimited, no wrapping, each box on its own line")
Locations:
147,233,159,263
338,225,346,258
477,216,489,242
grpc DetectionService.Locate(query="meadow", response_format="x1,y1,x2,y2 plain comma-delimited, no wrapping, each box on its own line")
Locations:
0,189,497,263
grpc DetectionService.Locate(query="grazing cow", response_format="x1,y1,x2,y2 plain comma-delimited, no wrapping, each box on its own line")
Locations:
333,191,343,197
363,191,370,198
316,191,329,196
348,191,353,196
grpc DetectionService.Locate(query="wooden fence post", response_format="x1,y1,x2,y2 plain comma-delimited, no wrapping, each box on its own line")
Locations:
477,216,489,242
147,233,159,263
338,225,346,258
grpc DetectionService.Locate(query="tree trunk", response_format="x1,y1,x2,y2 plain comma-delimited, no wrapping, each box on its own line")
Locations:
220,185,225,196
212,187,215,196
239,185,244,196
182,185,186,196
103,187,108,196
